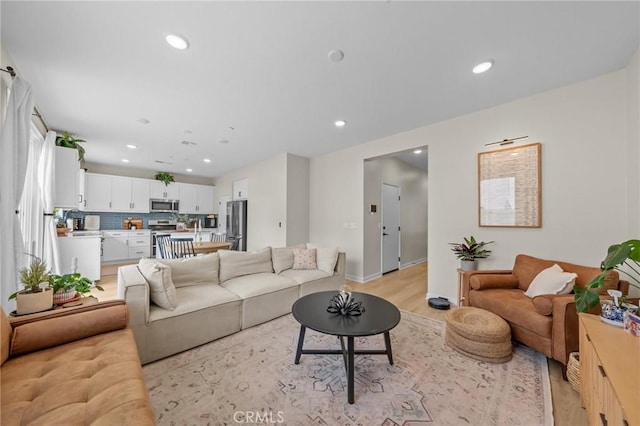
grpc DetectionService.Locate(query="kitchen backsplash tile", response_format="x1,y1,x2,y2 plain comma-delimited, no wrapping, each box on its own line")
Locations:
65,212,210,230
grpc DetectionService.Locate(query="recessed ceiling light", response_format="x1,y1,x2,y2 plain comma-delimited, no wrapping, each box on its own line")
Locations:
137,118,150,124
472,60,494,74
166,34,190,50
126,144,137,149
334,120,346,127
414,149,423,154
203,158,211,163
219,139,229,144
121,159,130,163
186,168,193,172
328,49,344,63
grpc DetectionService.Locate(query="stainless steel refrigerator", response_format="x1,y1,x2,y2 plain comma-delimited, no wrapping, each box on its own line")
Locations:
226,200,247,251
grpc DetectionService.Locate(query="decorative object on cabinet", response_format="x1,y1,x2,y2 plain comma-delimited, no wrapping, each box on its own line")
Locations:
154,171,175,186
56,222,68,236
574,239,640,313
9,256,53,315
478,142,541,228
449,235,494,271
55,131,87,163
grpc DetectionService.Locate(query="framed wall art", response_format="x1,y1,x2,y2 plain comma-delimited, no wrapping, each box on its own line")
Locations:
478,142,541,227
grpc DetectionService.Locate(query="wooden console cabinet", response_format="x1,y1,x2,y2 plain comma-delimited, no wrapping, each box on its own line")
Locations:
579,314,639,426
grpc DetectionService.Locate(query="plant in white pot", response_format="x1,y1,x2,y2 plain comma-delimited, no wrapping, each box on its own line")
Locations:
449,236,494,271
8,256,53,315
50,272,103,305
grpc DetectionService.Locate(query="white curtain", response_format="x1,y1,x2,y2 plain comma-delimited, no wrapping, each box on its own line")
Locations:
18,123,44,261
38,131,60,274
0,77,35,313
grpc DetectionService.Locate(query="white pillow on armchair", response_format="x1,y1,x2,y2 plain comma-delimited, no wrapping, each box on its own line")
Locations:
524,264,578,298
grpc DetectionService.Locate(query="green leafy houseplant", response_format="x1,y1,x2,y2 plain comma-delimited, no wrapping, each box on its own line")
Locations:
449,236,494,261
55,131,86,163
155,172,175,186
9,256,51,300
574,239,640,313
49,273,104,296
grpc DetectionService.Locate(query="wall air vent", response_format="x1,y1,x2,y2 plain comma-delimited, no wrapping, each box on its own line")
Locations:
180,140,197,146
154,160,174,165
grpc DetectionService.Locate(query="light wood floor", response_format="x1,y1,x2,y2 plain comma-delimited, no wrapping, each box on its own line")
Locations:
97,261,586,425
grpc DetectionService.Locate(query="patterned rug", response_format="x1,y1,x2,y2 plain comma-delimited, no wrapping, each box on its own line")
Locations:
143,311,553,425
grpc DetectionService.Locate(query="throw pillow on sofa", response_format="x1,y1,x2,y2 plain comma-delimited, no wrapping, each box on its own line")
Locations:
138,258,177,310
307,243,339,274
524,264,578,298
219,247,273,283
293,248,318,270
272,244,306,274
158,253,220,287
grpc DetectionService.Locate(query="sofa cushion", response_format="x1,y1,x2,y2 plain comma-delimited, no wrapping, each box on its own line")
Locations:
279,268,331,284
1,308,11,365
307,244,339,274
293,248,317,270
221,273,298,299
159,253,219,287
272,244,306,274
469,288,553,338
1,328,154,425
219,247,273,283
149,284,241,322
137,259,177,310
524,264,577,298
532,295,554,316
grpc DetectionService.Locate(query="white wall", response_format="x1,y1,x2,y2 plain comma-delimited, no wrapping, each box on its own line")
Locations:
310,69,632,303
363,157,428,280
286,154,310,246
84,162,215,186
626,48,640,297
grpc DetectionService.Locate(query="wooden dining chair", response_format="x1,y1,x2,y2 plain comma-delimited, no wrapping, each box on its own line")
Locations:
170,237,196,258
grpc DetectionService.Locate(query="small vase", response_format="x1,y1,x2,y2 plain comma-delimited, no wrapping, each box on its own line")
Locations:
16,287,53,315
460,260,478,271
53,289,77,305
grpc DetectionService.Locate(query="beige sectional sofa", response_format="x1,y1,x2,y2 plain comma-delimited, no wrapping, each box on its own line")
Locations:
118,246,345,364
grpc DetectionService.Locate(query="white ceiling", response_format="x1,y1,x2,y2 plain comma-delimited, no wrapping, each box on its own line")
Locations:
2,1,638,178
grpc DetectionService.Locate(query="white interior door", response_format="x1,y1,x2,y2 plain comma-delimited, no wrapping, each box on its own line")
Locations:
382,183,400,274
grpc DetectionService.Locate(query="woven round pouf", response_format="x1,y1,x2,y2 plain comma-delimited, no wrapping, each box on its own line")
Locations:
445,307,512,363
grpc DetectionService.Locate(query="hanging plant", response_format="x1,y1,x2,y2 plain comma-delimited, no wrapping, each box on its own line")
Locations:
55,132,86,163
155,172,175,186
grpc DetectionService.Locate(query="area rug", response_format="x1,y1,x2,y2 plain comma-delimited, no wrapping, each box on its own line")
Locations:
143,311,553,425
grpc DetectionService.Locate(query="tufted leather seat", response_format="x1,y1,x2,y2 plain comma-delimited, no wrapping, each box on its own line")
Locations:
1,300,155,425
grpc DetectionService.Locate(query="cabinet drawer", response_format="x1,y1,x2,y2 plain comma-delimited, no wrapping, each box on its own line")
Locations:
104,231,127,238
128,238,150,247
128,246,150,259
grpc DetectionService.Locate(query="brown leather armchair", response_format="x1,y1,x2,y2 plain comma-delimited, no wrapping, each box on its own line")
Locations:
460,254,626,367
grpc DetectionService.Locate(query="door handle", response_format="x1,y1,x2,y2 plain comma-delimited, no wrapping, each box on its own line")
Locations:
383,233,389,236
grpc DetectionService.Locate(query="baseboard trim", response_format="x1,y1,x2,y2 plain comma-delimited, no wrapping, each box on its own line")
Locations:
400,258,427,270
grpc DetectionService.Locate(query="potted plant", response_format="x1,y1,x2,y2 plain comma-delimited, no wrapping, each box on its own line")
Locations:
49,273,104,305
574,239,640,325
449,236,494,271
155,172,175,186
56,222,68,236
55,131,86,163
9,256,53,315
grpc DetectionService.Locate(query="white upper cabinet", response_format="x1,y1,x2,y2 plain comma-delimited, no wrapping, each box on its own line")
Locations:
54,146,81,209
150,181,179,199
178,183,215,214
130,178,150,212
233,178,248,200
84,173,112,211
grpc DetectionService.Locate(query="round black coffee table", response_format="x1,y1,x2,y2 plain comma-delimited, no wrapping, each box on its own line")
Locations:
291,291,401,404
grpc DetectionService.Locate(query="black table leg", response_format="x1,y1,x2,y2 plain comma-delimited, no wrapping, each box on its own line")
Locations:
384,331,394,365
339,336,348,372
348,336,354,404
294,325,306,364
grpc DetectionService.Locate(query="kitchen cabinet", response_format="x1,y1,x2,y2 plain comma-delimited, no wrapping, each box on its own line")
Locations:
57,235,101,281
54,146,81,209
233,178,248,200
111,177,149,213
84,174,149,213
150,181,179,199
102,230,150,262
84,173,112,211
179,183,216,214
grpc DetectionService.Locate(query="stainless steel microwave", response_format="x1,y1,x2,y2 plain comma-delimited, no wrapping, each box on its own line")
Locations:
149,199,179,213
